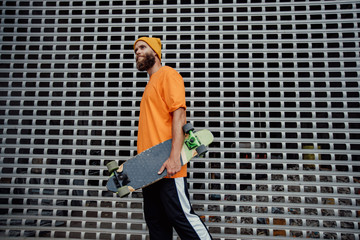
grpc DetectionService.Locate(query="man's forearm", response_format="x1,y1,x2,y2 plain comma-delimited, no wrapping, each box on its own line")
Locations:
170,107,186,159
158,107,186,176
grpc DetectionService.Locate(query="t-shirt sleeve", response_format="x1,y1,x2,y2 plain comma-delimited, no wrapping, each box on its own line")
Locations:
162,68,187,113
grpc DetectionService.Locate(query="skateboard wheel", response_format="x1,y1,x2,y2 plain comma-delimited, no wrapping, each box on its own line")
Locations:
182,123,194,134
117,186,130,198
196,145,208,157
106,161,119,174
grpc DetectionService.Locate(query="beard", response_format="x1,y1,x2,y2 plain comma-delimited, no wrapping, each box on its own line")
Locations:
136,52,156,71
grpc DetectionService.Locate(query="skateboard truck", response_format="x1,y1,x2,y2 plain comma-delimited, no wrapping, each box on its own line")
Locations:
106,161,131,197
115,171,130,186
183,123,208,157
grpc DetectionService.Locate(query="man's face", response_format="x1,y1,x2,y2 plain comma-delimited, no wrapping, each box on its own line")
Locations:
134,41,156,71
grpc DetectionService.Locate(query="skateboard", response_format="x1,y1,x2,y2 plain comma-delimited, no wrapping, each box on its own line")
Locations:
105,123,214,198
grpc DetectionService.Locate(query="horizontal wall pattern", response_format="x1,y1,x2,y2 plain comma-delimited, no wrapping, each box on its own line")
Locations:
0,0,359,239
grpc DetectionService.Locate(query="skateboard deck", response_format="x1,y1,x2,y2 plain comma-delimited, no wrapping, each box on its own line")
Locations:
105,124,213,197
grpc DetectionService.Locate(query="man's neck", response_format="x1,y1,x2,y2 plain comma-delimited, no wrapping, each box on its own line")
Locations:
147,60,162,77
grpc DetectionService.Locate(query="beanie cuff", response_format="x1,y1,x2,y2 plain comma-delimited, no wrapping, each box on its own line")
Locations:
134,37,162,62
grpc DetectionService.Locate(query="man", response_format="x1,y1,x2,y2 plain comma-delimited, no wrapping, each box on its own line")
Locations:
134,37,213,240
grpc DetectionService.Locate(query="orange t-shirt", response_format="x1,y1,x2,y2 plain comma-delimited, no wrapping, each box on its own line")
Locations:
137,66,187,178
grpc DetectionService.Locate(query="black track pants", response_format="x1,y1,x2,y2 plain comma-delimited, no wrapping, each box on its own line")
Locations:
142,178,213,240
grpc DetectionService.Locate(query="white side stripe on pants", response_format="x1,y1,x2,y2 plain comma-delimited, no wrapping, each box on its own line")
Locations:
175,178,212,240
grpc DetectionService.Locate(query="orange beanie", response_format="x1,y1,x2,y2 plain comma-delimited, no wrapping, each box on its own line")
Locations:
134,37,162,62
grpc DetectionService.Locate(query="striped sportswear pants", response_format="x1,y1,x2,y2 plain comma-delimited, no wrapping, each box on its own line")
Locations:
142,177,213,240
